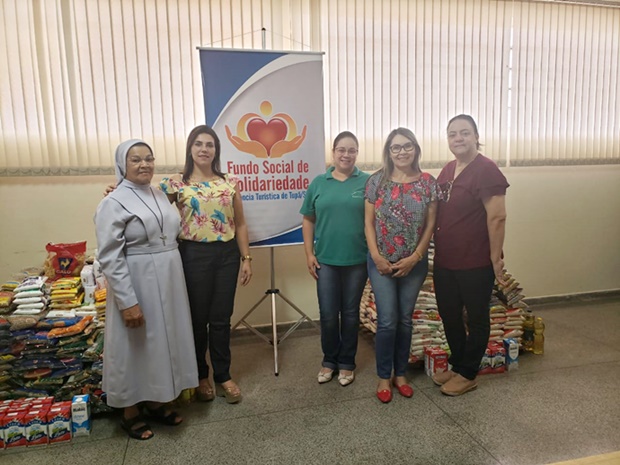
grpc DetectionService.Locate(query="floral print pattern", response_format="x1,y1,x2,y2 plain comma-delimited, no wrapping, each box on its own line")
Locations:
160,174,239,242
365,172,439,262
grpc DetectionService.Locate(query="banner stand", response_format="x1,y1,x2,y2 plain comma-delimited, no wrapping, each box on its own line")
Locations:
232,247,319,376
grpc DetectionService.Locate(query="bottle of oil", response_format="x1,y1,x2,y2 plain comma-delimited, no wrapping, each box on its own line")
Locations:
533,317,545,355
523,313,535,352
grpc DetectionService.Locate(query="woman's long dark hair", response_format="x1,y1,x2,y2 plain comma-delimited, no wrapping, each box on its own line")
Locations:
378,127,421,184
182,125,226,183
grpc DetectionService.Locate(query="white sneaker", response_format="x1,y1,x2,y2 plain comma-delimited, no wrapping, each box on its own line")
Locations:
317,369,334,384
338,371,355,387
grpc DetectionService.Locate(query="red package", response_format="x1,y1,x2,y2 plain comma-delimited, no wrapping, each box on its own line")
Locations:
44,242,87,278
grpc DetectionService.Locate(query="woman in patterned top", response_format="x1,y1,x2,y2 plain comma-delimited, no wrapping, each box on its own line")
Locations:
364,128,438,403
160,125,252,404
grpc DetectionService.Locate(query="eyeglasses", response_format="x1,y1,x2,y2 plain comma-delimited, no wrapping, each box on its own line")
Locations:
335,147,359,156
439,181,453,202
128,156,156,165
389,142,415,154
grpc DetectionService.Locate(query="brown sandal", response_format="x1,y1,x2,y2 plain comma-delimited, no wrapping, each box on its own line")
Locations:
216,381,242,404
196,381,215,402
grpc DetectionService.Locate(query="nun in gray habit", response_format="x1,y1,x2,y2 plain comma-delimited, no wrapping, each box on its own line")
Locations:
94,139,198,440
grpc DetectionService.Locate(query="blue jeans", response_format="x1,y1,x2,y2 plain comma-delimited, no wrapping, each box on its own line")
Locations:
316,262,368,371
368,254,429,379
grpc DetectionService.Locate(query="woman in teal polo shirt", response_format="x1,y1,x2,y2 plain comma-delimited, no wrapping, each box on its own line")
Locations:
300,131,369,387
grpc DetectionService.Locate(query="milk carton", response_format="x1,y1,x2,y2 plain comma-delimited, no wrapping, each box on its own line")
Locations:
71,394,91,436
2,411,27,448
504,338,519,371
425,346,449,377
47,405,71,444
491,342,506,372
25,409,49,446
479,342,506,375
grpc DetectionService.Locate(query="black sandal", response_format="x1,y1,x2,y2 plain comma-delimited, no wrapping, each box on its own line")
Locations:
143,404,183,426
120,414,154,440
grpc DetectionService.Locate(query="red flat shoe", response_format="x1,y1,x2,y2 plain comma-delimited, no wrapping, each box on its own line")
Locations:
393,381,414,398
376,388,393,403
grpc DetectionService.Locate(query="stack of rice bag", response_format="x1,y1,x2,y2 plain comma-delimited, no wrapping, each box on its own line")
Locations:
410,286,448,363
49,277,83,312
0,318,13,396
359,283,377,333
492,271,529,346
0,291,13,315
11,277,49,317
93,289,107,323
488,299,507,342
410,243,448,363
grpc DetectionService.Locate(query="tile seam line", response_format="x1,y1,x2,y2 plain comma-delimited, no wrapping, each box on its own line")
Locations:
174,392,413,427
418,387,505,465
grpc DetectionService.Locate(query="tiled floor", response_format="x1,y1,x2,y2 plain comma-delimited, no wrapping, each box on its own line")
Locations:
3,297,619,464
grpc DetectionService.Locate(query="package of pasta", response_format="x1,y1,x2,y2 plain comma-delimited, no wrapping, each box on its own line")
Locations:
47,315,93,339
44,241,87,278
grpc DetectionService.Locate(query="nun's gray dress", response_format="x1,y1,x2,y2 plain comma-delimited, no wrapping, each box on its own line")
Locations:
94,140,198,408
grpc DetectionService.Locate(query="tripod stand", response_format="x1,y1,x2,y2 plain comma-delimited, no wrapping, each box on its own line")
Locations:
232,247,319,375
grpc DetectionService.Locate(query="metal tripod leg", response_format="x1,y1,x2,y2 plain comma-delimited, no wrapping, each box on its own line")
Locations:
277,291,319,343
231,247,318,375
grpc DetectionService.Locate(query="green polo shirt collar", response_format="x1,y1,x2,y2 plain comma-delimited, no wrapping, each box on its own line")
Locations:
325,166,362,180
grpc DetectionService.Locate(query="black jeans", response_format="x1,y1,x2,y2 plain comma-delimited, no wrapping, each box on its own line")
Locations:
433,266,495,380
180,240,240,384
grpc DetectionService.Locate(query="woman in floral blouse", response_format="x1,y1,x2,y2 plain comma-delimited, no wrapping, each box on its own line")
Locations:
160,125,252,404
364,128,438,403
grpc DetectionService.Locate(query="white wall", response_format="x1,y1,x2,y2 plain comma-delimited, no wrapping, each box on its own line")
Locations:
1,165,619,326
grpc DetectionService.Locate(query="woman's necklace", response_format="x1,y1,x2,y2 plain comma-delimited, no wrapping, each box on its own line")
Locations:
129,187,167,245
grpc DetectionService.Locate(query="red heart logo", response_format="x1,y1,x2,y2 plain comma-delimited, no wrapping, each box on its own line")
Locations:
247,118,288,155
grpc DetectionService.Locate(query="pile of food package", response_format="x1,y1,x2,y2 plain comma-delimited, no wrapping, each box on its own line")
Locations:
0,243,111,413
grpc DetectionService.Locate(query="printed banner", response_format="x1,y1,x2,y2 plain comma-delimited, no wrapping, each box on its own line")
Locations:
199,48,325,246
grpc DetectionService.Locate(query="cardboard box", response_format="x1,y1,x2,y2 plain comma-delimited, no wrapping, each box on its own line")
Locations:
25,409,49,446
0,411,5,449
71,394,91,436
479,342,506,375
504,338,519,371
47,405,71,444
2,411,27,448
425,346,449,377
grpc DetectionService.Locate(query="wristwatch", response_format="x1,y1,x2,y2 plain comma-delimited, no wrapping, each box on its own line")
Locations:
241,255,252,262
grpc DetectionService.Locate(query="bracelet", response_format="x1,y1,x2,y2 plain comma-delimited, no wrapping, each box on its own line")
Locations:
413,250,424,260
241,255,252,262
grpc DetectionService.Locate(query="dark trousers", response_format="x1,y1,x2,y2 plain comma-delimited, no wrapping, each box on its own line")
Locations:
433,266,495,380
180,240,240,383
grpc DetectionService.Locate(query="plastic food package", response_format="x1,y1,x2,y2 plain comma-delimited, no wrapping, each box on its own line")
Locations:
44,242,87,278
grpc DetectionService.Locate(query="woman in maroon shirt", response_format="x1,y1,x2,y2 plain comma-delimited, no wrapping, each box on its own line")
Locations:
432,115,509,396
